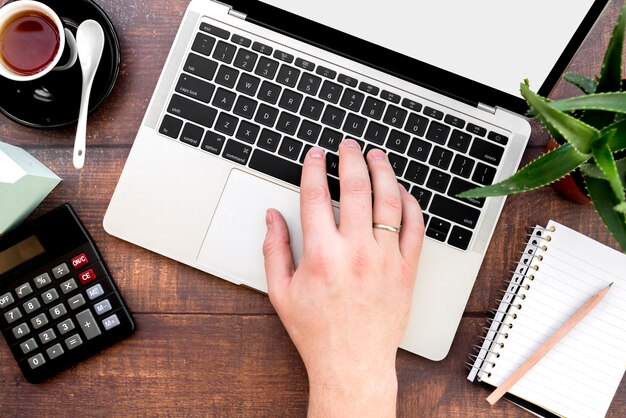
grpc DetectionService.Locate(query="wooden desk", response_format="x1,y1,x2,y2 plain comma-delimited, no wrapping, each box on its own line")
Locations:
1,0,625,416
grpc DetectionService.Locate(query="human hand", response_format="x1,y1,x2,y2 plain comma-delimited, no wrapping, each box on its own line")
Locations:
262,139,425,417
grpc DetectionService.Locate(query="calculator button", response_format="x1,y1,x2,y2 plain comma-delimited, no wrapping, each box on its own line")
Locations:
57,318,75,335
94,299,112,316
86,284,104,301
52,263,70,279
33,273,52,289
4,307,22,324
41,288,60,305
28,353,46,369
76,309,102,340
12,322,31,339
46,343,64,360
68,294,86,310
23,297,41,314
78,268,97,285
102,314,121,331
71,253,89,269
15,283,33,299
65,334,83,350
0,292,15,308
20,337,38,354
39,328,57,345
49,303,67,320
31,313,49,329
60,278,78,294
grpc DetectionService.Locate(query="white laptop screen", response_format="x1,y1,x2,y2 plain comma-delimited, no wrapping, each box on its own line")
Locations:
260,0,595,99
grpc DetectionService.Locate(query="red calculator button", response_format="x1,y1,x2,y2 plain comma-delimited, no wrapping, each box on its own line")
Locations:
71,253,89,269
78,268,96,285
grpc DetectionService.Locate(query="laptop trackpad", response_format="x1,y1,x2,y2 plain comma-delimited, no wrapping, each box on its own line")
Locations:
197,169,310,292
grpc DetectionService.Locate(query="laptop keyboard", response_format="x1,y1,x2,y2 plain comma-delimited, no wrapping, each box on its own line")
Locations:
158,21,510,251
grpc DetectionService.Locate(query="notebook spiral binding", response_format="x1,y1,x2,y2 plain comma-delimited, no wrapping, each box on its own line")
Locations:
466,225,555,382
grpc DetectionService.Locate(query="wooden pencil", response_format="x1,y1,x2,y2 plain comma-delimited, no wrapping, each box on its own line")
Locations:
486,282,613,405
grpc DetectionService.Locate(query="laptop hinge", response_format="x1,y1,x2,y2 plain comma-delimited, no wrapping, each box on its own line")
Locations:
228,8,247,20
477,102,496,115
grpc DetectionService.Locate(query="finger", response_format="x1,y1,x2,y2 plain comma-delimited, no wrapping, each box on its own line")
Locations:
367,149,403,248
300,147,338,243
263,208,295,308
338,138,372,238
398,185,425,269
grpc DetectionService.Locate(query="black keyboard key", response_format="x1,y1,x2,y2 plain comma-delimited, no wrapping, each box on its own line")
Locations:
255,56,280,79
386,130,410,153
258,81,282,104
448,177,485,208
380,90,400,104
340,89,365,112
233,49,258,71
276,112,300,135
361,96,386,120
321,105,346,129
383,105,407,128
200,23,229,39
364,144,384,157
364,121,388,145
236,73,261,96
326,153,339,177
429,195,480,229
222,139,252,165
469,138,504,166
407,138,431,162
444,114,465,129
254,104,279,127
404,161,429,185
297,74,322,96
426,217,451,241
343,113,367,137
159,115,183,139
428,146,454,170
201,131,226,154
252,41,272,55
337,74,358,87
215,65,239,88
448,226,473,250
319,128,343,151
404,113,428,137
358,82,379,95
319,80,343,104
425,121,450,145
409,186,432,210
488,131,509,145
426,169,451,193
184,53,218,81
180,123,203,147
422,213,430,227
212,87,236,111
231,34,251,47
274,50,294,63
450,155,475,178
423,106,444,120
300,144,313,163
233,95,258,119
257,129,282,152
236,120,261,143
278,137,303,160
168,94,217,128
276,65,301,87
467,123,487,137
316,66,337,79
448,129,472,153
214,112,239,136
402,98,422,112
212,40,237,64
300,97,325,121
472,163,497,185
278,89,303,112
388,153,408,177
297,120,322,143
176,74,215,103
295,58,315,71
191,33,216,56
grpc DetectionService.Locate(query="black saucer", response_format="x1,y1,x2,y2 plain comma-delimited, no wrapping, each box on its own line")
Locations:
0,0,120,129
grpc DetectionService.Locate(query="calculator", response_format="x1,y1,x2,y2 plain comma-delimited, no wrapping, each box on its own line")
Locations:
0,204,135,383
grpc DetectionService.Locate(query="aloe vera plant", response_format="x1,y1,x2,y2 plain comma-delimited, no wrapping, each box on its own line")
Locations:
460,3,626,250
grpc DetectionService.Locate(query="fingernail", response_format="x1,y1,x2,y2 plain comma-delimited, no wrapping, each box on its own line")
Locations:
342,138,359,148
369,149,386,160
265,209,274,227
307,148,324,159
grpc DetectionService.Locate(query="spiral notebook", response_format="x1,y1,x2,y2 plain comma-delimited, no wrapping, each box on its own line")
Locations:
467,220,626,418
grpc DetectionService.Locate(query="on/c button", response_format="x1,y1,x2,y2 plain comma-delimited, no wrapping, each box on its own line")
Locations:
71,253,89,269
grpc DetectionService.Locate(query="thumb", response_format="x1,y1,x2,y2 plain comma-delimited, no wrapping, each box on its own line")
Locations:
263,208,294,305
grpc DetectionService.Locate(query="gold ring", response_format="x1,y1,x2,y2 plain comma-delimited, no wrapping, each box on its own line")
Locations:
373,223,401,233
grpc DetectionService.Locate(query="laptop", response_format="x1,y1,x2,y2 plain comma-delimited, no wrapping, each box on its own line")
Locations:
103,0,609,360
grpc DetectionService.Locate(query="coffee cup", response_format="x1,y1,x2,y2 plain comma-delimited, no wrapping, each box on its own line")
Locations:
0,0,77,81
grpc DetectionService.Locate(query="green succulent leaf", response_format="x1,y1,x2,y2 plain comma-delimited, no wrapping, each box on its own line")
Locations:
521,81,599,154
606,119,626,151
563,72,598,94
548,92,626,114
591,129,624,202
595,3,626,94
615,202,626,214
584,174,626,251
459,143,590,198
580,157,626,180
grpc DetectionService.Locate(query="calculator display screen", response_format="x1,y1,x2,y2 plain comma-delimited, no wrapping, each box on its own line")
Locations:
0,236,45,275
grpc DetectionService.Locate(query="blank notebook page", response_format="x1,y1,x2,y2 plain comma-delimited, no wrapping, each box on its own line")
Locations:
476,221,626,418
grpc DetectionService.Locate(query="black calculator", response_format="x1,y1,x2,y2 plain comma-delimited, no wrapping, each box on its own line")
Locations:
0,204,135,383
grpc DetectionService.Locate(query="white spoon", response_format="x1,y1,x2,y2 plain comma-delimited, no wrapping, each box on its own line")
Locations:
73,20,105,170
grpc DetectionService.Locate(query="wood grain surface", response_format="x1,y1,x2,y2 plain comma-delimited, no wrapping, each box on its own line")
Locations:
1,0,625,416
